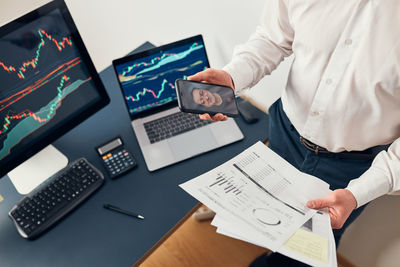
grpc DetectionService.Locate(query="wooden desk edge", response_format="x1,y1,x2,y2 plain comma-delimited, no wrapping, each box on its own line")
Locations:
133,202,203,267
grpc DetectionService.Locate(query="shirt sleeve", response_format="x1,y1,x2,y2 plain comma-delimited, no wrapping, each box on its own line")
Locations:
346,137,400,208
223,0,294,93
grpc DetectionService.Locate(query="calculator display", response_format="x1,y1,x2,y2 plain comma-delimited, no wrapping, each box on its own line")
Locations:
97,139,122,155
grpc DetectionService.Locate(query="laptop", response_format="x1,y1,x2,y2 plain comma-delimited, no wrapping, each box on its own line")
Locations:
112,35,243,171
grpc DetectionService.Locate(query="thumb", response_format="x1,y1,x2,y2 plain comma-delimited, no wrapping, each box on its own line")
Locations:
188,70,210,82
307,197,333,210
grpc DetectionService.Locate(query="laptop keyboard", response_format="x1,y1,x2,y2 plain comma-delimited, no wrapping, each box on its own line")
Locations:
144,112,212,144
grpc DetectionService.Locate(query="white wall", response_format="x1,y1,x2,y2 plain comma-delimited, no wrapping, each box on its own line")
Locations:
1,1,399,266
338,195,400,267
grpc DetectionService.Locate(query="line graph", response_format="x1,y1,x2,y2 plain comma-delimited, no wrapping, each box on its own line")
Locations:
121,43,201,77
1,75,69,134
0,57,81,112
0,28,72,79
129,97,173,114
115,39,209,116
125,79,175,102
119,43,205,83
0,8,103,162
0,76,92,159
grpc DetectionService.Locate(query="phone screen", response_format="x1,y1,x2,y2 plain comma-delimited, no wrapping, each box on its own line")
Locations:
175,79,238,116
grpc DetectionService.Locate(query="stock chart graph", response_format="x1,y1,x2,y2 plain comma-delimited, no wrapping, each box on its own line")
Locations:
0,9,100,160
115,40,209,115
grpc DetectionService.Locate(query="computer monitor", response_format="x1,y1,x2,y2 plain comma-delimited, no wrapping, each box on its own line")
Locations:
0,0,109,192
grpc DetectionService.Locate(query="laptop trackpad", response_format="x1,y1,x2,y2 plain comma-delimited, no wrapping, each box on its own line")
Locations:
169,127,218,160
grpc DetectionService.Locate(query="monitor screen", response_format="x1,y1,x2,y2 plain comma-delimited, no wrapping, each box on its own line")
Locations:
113,35,209,117
0,0,109,178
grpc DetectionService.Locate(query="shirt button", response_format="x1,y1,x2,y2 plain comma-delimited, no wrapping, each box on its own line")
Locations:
312,111,320,116
326,78,332,85
345,39,353,46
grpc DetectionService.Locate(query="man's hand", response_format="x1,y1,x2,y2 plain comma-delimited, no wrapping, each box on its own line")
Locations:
188,68,235,122
306,189,357,229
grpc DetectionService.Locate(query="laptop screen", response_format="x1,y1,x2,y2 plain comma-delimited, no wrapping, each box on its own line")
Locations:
113,35,210,117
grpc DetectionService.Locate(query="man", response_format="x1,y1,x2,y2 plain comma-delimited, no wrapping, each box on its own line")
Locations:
191,87,236,114
189,0,400,265
192,88,224,107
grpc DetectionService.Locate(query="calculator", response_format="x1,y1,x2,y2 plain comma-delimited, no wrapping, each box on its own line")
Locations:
96,137,137,179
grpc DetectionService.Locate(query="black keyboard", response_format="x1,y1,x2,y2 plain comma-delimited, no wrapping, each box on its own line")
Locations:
144,112,212,144
8,158,104,239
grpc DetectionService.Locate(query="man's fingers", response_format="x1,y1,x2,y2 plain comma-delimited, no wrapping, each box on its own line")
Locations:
211,113,228,121
307,189,357,229
199,113,227,121
188,69,225,85
199,113,211,120
188,69,213,82
307,198,334,209
188,69,234,90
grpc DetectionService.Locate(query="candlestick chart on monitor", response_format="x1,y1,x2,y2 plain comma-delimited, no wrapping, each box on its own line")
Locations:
0,9,101,160
115,40,208,116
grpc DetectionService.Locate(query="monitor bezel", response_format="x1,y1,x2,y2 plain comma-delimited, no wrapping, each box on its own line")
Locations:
112,34,210,120
0,0,110,178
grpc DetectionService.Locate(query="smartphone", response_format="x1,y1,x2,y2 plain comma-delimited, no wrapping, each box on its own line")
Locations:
175,79,239,117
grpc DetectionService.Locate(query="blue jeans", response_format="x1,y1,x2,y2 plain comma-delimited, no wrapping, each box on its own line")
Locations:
267,99,373,246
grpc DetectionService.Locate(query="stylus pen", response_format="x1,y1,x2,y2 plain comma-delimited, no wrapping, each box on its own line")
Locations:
103,204,144,220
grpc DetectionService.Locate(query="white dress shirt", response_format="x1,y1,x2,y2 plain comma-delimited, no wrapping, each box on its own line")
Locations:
223,0,400,207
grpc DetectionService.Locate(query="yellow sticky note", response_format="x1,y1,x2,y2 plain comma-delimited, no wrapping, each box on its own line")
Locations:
0,194,3,203
284,229,328,264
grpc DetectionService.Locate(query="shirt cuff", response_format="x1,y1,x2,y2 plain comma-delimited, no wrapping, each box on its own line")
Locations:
346,166,391,208
223,58,254,94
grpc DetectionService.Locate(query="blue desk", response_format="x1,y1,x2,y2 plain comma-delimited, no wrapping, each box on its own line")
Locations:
0,45,269,267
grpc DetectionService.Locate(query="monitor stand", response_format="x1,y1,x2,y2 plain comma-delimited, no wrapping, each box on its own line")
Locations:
7,145,69,195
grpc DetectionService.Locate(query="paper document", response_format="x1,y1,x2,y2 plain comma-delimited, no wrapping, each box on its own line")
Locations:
212,211,337,267
180,141,331,251
280,211,337,267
